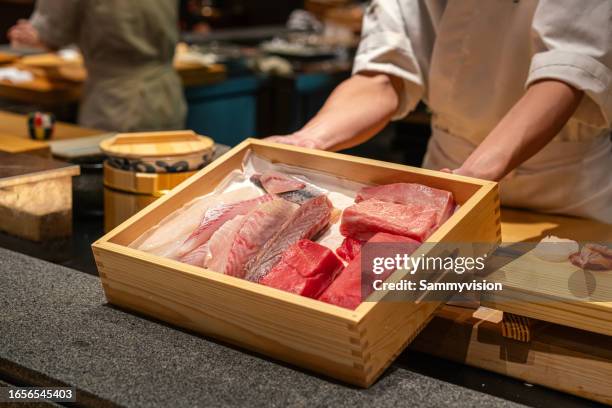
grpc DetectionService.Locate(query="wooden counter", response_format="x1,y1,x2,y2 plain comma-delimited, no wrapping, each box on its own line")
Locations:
0,53,226,105
0,110,101,140
500,208,612,242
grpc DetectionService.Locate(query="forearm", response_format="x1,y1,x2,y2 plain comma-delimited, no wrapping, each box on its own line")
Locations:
458,80,583,181
295,72,402,151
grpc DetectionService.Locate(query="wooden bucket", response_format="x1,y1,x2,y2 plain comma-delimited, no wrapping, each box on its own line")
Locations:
103,163,195,232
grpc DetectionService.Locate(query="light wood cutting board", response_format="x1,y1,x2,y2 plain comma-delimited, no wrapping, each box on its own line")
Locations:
483,209,612,336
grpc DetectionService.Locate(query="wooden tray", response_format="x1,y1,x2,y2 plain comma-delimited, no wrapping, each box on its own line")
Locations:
92,139,501,387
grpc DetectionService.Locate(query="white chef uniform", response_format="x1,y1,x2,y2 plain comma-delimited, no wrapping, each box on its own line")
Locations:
353,0,612,223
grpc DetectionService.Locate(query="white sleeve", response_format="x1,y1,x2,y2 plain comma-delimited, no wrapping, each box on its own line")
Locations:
352,0,435,120
528,0,612,128
30,0,81,49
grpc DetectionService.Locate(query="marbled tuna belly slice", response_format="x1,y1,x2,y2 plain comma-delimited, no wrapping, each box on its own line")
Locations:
340,199,437,242
224,199,298,278
245,195,333,282
355,183,455,228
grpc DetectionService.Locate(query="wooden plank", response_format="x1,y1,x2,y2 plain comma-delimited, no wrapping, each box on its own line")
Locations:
411,305,612,405
93,139,501,387
0,132,50,157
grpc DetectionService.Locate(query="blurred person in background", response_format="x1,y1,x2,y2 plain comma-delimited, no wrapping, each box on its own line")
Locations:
268,0,612,223
8,0,187,132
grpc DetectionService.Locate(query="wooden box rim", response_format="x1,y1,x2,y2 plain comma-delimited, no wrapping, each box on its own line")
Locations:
93,138,498,324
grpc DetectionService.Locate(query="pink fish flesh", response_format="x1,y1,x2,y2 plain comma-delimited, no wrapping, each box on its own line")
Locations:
340,199,437,242
130,187,261,258
179,243,210,267
224,199,298,278
250,173,324,205
244,195,333,282
175,194,273,259
355,183,455,228
205,215,247,273
258,171,306,194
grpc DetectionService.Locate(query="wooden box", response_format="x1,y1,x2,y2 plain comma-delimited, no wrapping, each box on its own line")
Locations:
92,139,501,387
0,152,79,241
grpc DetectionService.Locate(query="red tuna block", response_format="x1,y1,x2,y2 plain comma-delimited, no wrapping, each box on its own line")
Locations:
336,237,363,263
319,232,421,310
356,183,455,227
340,199,437,242
260,239,343,298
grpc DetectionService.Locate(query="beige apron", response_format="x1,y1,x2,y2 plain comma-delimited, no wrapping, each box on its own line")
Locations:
31,0,187,132
423,128,612,224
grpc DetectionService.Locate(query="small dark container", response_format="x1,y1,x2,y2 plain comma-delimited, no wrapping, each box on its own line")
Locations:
70,155,105,217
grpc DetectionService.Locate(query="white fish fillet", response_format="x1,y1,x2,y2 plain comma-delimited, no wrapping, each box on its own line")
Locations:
205,215,246,273
129,186,261,258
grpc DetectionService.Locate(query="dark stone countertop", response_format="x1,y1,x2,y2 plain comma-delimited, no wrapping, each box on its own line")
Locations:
0,247,582,408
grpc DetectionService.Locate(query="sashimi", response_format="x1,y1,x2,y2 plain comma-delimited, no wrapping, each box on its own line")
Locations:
225,199,298,278
570,243,612,271
340,199,437,242
176,194,273,259
356,183,455,227
319,232,421,310
250,174,325,205
130,187,261,258
179,242,210,267
245,195,333,282
260,240,343,298
336,237,364,263
204,215,246,272
258,171,306,194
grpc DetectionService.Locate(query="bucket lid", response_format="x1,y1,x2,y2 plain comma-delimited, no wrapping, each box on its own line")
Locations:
99,131,213,159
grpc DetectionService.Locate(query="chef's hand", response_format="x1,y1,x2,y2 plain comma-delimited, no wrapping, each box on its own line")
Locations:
455,80,583,181
439,167,479,178
7,20,44,49
265,133,324,150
